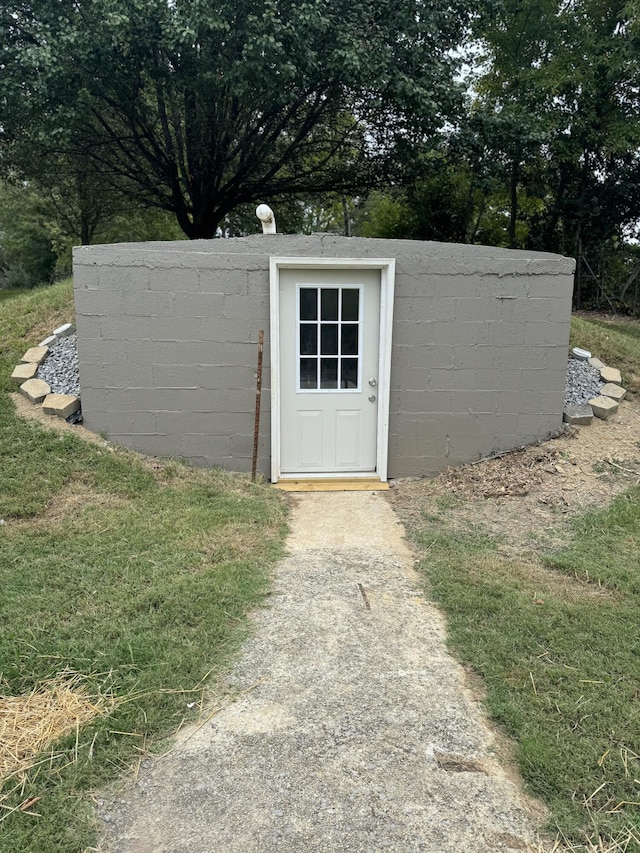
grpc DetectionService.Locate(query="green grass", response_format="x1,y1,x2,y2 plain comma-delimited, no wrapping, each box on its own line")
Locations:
0,279,74,394
412,522,640,846
0,282,288,851
570,315,640,393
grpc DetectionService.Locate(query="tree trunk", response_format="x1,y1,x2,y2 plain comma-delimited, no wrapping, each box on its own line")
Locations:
341,195,351,237
80,209,93,246
508,156,519,249
173,205,221,239
574,235,582,311
469,191,487,244
618,261,640,304
178,193,229,239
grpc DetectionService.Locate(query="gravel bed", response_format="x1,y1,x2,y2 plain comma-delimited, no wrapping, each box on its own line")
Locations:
36,333,80,396
564,357,605,407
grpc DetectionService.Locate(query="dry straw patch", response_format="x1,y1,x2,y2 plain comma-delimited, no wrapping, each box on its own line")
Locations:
8,480,131,533
538,826,640,853
0,671,111,820
38,481,130,528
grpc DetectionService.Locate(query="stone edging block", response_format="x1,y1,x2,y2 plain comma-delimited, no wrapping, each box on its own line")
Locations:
588,395,619,419
43,394,81,419
600,365,622,385
11,363,39,383
20,378,51,403
601,382,626,402
566,348,626,428
12,320,81,422
563,404,593,425
21,345,49,364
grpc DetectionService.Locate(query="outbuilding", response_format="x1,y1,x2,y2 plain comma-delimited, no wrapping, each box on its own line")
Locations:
73,234,574,486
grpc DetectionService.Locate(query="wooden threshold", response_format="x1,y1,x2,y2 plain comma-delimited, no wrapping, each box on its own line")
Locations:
273,478,389,492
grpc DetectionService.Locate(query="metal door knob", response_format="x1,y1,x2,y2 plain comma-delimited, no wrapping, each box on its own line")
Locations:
368,394,376,402
369,378,377,387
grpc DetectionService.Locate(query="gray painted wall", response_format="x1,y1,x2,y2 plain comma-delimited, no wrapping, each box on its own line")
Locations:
73,235,574,478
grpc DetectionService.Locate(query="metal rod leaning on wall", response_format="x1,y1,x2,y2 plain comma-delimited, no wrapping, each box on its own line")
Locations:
251,330,264,482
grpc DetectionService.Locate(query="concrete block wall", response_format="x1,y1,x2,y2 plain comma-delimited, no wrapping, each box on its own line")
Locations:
74,244,273,476
387,249,574,475
73,235,574,478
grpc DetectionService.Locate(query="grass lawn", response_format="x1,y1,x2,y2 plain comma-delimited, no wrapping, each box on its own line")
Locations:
0,281,288,851
405,314,640,852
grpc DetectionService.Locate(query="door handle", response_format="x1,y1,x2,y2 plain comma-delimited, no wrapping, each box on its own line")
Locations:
368,394,376,402
369,378,377,387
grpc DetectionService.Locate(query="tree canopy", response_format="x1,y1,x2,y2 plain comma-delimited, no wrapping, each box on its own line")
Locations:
0,0,470,238
3,0,640,311
358,0,640,310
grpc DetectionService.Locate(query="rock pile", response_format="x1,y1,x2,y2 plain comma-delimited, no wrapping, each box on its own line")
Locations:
564,359,604,407
563,352,626,425
36,333,80,396
11,323,81,422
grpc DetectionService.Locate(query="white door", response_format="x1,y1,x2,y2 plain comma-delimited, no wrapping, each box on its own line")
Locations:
279,268,380,475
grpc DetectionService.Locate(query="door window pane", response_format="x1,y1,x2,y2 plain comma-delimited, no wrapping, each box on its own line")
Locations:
297,285,362,392
341,359,358,388
300,358,317,389
300,324,317,355
320,358,338,389
300,288,317,321
321,289,338,320
321,323,338,355
341,324,358,356
342,289,359,321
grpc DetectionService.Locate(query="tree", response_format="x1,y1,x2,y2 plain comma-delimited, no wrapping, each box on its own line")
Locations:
0,180,57,288
355,149,476,243
463,0,640,309
0,174,185,287
525,0,640,306
221,193,354,237
1,0,470,239
470,0,561,248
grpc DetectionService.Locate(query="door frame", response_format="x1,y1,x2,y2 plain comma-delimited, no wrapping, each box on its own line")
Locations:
270,257,395,484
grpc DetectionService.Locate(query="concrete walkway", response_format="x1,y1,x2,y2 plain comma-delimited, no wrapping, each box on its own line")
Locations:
100,492,544,852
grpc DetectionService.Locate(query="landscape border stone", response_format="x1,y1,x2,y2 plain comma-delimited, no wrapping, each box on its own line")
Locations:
562,403,593,426
21,345,49,365
20,378,51,403
12,322,81,424
600,365,622,385
601,382,626,402
562,349,626,427
589,395,619,420
42,393,81,419
11,363,39,383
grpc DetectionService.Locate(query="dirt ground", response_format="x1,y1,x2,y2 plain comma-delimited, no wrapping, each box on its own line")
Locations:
388,394,640,555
